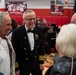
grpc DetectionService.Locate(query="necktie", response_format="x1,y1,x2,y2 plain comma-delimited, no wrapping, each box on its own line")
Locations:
4,37,12,69
27,29,34,33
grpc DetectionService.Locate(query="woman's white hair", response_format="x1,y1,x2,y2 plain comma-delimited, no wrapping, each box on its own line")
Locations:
56,23,76,58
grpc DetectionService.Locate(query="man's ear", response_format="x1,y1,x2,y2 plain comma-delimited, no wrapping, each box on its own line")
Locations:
55,44,59,52
23,19,25,24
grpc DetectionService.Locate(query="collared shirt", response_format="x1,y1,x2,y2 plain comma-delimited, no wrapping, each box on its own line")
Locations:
25,24,34,51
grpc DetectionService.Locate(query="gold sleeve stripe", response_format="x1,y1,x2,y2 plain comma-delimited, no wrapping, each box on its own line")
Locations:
39,55,44,61
15,62,19,68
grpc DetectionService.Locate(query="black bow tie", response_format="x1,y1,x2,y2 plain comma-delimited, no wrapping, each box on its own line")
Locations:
27,29,34,33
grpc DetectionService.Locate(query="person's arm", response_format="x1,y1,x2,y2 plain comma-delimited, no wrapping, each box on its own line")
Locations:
38,27,45,70
12,30,20,73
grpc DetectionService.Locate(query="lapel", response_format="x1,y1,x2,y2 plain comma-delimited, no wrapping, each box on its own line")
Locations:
22,25,31,51
6,37,15,55
33,26,39,50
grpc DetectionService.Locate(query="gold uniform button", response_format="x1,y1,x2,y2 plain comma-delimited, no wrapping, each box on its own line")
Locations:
26,58,28,60
24,48,26,50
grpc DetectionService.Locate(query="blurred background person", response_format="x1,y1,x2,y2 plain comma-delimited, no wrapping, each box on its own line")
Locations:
36,17,42,26
41,18,47,26
7,2,13,12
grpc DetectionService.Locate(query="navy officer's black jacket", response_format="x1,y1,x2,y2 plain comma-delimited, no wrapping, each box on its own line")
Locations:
12,25,45,75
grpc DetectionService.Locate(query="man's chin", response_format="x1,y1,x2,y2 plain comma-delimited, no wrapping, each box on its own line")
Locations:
29,26,35,29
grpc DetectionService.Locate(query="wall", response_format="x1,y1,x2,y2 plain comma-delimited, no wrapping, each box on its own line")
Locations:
0,0,73,25
27,0,50,9
0,0,6,11
0,0,74,17
28,8,73,17
27,0,73,17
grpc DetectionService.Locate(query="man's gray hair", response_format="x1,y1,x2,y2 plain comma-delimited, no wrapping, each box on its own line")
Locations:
23,10,35,19
0,11,9,26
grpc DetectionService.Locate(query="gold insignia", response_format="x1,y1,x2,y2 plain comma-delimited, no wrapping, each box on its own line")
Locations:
39,55,44,61
15,62,19,68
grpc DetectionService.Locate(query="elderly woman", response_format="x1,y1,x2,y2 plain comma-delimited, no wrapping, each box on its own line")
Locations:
45,23,76,75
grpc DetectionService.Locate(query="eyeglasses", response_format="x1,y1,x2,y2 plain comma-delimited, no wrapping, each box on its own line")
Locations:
25,18,36,21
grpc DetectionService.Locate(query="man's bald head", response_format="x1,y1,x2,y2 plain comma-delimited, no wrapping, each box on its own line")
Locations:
71,13,76,24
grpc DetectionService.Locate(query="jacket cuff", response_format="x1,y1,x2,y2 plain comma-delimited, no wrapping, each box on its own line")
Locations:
15,62,19,71
39,55,44,64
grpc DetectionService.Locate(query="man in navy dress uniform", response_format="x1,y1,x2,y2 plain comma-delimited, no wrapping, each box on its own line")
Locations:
12,10,45,75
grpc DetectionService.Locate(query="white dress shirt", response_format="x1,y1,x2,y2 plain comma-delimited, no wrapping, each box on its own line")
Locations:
25,25,34,51
0,37,15,75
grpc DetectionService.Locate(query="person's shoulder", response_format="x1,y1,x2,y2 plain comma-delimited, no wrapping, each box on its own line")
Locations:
13,25,25,33
0,72,4,75
51,58,70,75
35,25,43,31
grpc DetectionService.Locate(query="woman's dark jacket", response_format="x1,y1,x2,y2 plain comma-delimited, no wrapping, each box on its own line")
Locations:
45,56,76,75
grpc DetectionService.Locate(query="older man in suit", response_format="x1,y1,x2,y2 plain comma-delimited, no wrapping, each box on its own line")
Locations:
0,12,15,75
12,10,45,75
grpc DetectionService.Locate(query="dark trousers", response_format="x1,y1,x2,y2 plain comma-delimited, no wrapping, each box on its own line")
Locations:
20,62,42,75
20,53,42,75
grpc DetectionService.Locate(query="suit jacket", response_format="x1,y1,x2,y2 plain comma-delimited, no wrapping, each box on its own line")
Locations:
45,56,76,75
12,25,44,71
0,37,15,75
0,72,4,75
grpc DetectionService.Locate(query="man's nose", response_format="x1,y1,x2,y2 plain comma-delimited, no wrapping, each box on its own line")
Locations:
31,19,36,23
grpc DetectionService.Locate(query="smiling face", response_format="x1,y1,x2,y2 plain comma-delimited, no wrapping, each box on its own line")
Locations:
23,11,36,29
0,14,12,38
